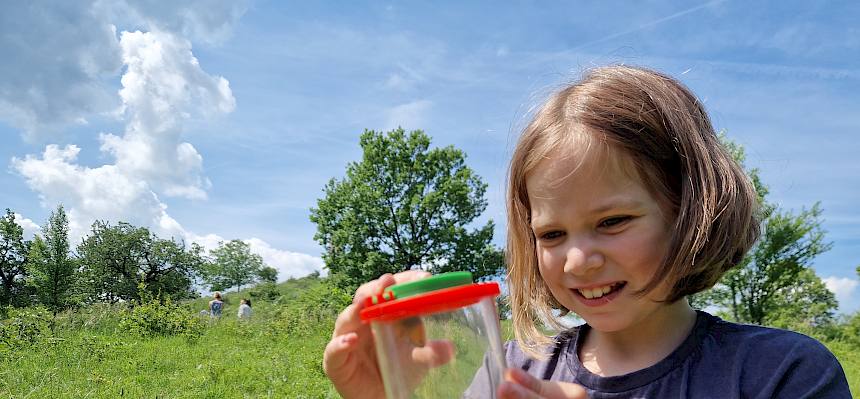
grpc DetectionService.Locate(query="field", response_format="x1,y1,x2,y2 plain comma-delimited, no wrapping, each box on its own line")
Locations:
1,276,857,398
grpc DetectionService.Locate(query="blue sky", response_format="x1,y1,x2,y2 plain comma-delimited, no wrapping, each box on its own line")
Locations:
1,1,858,312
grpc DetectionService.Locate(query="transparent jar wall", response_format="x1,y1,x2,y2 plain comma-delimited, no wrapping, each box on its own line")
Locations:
370,296,506,399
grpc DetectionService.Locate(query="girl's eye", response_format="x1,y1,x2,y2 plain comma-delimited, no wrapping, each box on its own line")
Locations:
598,216,632,229
539,231,565,241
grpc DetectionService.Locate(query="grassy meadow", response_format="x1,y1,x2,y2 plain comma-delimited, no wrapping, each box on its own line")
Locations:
1,276,857,398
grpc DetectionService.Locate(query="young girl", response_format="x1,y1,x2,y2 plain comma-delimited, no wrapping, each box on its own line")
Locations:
323,66,851,398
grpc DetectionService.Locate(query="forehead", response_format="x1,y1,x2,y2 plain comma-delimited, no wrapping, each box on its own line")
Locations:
525,137,640,198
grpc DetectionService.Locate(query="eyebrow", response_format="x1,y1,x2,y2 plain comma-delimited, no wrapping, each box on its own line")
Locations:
589,198,644,214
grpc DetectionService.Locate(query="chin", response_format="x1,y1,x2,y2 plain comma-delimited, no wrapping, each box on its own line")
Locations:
578,312,631,332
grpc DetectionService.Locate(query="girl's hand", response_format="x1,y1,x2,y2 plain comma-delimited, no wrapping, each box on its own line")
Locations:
498,368,589,399
323,270,431,399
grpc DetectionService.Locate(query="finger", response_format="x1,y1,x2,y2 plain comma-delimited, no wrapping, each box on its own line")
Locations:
411,339,455,368
353,273,396,305
506,368,588,399
391,269,431,284
332,303,366,337
323,332,359,377
497,381,542,399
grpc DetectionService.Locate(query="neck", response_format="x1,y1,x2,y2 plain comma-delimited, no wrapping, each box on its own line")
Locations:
580,300,697,376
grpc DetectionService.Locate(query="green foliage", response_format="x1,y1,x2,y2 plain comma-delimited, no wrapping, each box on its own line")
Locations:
0,208,31,306
248,282,280,301
0,306,52,350
76,221,204,303
310,128,504,289
118,286,204,341
26,205,76,314
257,265,278,284
277,277,351,336
201,239,266,292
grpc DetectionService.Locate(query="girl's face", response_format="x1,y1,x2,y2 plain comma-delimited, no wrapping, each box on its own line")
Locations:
526,146,677,333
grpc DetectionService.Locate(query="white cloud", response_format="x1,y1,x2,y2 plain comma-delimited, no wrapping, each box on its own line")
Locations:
245,238,326,280
101,29,235,200
384,100,433,131
823,276,860,314
12,213,41,240
4,1,322,288
11,29,232,240
0,1,248,141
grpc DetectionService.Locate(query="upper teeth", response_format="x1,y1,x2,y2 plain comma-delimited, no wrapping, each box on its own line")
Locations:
578,284,617,299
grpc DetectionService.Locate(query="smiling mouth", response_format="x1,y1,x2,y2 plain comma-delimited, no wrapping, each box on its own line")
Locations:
576,282,626,299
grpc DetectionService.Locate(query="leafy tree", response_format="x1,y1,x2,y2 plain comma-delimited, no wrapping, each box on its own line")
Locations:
202,239,266,292
0,209,31,306
76,221,204,302
697,137,835,326
257,266,279,284
310,128,504,289
26,205,76,315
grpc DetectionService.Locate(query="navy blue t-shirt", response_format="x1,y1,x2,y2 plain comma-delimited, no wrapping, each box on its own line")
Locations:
502,311,851,398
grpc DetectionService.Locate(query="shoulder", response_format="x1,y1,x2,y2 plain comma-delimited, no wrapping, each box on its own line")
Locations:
706,315,835,361
700,314,850,397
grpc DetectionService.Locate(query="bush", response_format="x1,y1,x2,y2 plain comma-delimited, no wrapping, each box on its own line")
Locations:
248,282,281,301
0,306,52,350
119,295,204,341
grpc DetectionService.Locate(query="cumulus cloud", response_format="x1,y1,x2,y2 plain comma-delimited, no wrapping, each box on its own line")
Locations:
13,213,41,240
823,276,860,313
12,29,232,239
0,1,248,141
102,29,235,200
5,1,322,285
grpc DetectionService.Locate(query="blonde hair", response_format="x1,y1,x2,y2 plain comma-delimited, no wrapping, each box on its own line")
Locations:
506,65,760,357
214,291,222,300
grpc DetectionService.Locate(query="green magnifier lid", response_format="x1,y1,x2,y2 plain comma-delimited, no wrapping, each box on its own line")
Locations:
387,271,473,299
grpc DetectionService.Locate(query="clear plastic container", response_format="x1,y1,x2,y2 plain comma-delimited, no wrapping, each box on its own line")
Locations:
360,272,506,399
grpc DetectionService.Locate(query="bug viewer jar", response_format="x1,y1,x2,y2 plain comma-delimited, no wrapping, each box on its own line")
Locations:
360,272,507,399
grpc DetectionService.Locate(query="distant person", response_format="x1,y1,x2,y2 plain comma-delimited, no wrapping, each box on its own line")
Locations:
209,292,224,319
238,298,252,320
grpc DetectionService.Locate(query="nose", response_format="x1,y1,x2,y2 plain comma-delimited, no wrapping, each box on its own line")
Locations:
563,238,604,276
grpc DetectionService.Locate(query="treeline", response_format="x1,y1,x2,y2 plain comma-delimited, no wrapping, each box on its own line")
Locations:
0,205,277,314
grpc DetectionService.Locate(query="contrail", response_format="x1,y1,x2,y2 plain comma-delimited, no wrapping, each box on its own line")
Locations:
571,0,728,51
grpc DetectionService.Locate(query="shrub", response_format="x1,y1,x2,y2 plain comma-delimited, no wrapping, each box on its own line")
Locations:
0,306,52,350
248,282,281,301
119,295,204,341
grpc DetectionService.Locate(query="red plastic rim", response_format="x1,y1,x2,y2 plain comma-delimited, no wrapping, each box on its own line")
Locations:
360,282,500,322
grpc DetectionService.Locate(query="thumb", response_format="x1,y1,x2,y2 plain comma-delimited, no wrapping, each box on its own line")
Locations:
323,332,359,377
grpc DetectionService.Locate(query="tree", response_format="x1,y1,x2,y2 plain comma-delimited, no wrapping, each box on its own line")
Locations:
310,128,505,289
0,209,31,306
257,266,278,284
26,205,76,314
202,239,266,292
76,221,205,302
697,137,836,326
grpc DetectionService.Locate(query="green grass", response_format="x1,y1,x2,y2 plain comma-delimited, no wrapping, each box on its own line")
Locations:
0,278,857,398
0,303,337,398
